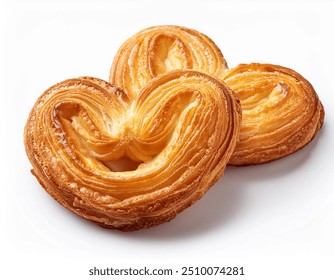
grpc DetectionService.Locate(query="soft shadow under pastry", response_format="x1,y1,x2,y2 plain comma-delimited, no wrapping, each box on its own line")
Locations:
24,71,241,231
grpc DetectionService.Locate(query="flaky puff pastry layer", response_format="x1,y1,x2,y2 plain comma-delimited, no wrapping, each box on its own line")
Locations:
110,25,228,100
24,71,241,231
222,63,324,165
110,26,324,165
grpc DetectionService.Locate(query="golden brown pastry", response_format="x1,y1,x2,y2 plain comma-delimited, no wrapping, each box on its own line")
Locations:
222,63,324,165
24,71,241,231
110,25,228,100
110,26,325,165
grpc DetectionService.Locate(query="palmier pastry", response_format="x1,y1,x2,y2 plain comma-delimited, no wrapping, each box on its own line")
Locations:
222,63,324,165
110,25,228,100
24,71,241,231
110,26,324,165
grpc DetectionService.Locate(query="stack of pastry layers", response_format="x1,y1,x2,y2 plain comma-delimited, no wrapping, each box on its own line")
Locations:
24,26,324,231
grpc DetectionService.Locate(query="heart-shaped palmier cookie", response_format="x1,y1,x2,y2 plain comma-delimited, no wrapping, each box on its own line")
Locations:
222,63,325,165
24,71,241,231
110,25,228,101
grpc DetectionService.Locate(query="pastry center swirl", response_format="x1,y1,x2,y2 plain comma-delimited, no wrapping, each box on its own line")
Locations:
242,82,289,115
52,89,199,172
149,34,192,76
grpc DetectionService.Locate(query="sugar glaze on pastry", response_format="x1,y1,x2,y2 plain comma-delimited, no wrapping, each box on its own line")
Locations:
110,25,228,100
24,71,241,231
222,63,324,165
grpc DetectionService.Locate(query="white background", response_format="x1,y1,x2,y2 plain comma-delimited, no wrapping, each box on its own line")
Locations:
1,0,334,279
